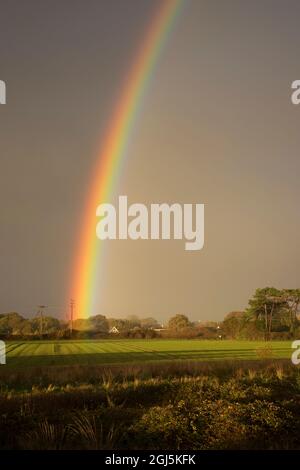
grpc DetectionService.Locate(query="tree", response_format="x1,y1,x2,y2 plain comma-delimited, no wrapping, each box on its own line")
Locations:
90,314,109,333
0,312,27,336
30,316,60,336
168,314,190,330
282,289,300,333
246,288,286,340
72,318,90,331
73,314,108,333
107,318,131,332
125,315,141,328
140,317,160,329
221,312,244,339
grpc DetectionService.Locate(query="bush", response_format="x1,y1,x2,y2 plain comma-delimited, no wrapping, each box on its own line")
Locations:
1,361,300,450
129,392,295,450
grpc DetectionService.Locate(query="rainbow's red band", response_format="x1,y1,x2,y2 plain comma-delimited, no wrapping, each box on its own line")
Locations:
69,0,184,318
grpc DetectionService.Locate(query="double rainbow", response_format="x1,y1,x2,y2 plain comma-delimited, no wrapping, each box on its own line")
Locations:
70,0,184,318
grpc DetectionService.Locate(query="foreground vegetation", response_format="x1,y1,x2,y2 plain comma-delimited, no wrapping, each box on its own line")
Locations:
0,360,300,450
4,339,293,367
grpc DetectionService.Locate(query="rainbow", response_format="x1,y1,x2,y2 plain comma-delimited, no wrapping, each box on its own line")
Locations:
70,0,184,318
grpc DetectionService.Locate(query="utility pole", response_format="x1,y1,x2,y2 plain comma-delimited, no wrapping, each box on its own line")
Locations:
37,305,47,338
70,299,75,337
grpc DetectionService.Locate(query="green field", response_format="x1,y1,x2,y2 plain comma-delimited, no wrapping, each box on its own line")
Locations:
4,339,293,367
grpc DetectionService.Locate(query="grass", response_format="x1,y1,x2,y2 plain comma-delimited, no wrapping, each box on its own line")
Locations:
1,361,300,450
4,339,293,368
1,339,297,450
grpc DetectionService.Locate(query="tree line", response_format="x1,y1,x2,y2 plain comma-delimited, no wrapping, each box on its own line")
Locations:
0,287,299,340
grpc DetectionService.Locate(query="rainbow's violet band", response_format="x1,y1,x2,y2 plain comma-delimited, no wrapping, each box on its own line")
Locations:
69,0,184,319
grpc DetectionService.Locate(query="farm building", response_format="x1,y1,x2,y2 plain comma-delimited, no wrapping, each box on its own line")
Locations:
109,326,120,334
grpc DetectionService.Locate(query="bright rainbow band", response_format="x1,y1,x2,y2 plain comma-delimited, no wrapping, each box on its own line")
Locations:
70,0,184,318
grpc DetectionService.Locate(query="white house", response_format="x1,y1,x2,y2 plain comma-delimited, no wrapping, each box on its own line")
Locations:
109,326,120,334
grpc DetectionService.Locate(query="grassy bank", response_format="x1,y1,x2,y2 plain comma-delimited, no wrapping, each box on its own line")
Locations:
0,360,300,450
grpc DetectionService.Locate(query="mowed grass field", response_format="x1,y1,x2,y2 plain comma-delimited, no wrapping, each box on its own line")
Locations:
4,339,293,367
